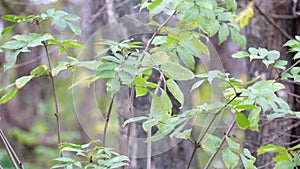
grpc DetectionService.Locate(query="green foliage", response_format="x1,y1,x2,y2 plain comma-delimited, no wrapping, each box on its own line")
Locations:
1,1,300,169
51,141,129,169
284,35,300,60
257,144,300,168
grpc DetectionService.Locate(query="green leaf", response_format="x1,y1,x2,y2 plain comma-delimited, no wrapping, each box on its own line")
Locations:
161,61,194,80
274,161,294,169
201,134,221,154
219,23,230,44
135,86,148,97
257,144,282,155
27,33,54,47
97,70,116,78
273,60,287,70
226,136,240,150
107,77,120,94
146,123,174,142
283,39,298,46
142,116,160,132
98,62,118,72
293,52,300,60
1,24,15,35
192,37,210,56
0,88,18,104
110,162,129,168
67,22,81,35
148,0,162,10
218,12,234,22
63,14,80,21
122,64,139,75
230,27,246,48
173,129,192,139
4,49,23,71
1,40,27,50
146,51,170,65
52,61,69,77
30,65,48,76
226,0,237,12
190,79,205,92
166,79,184,105
258,47,268,57
248,107,261,131
53,157,75,163
152,36,167,46
240,149,257,169
222,147,239,169
294,154,300,166
176,45,195,69
15,75,34,89
123,116,148,127
209,20,220,37
232,51,250,58
118,71,132,84
102,56,122,63
291,67,300,75
267,50,280,61
236,111,250,130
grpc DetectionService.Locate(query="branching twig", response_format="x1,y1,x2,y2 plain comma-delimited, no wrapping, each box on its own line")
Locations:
186,92,240,169
254,3,293,40
144,11,176,52
278,59,300,80
203,117,236,169
103,94,115,146
196,94,239,143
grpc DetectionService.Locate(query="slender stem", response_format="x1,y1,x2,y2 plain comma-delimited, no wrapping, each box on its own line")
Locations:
186,142,199,169
103,94,115,146
0,129,23,169
144,11,176,52
203,117,236,169
197,94,239,143
147,73,164,169
43,44,62,156
278,59,300,80
123,87,135,169
185,93,240,169
254,3,293,40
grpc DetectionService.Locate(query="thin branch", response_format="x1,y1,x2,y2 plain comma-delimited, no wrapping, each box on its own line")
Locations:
0,129,23,169
147,72,164,169
286,91,300,99
43,44,62,156
254,3,293,40
197,94,239,143
186,93,240,169
271,14,298,19
103,94,115,146
264,120,300,145
124,15,156,32
144,11,176,52
122,87,135,169
203,117,236,169
186,141,199,169
38,22,62,156
278,59,300,80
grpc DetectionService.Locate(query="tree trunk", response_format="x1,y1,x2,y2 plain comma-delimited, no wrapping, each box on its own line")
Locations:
244,0,297,168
